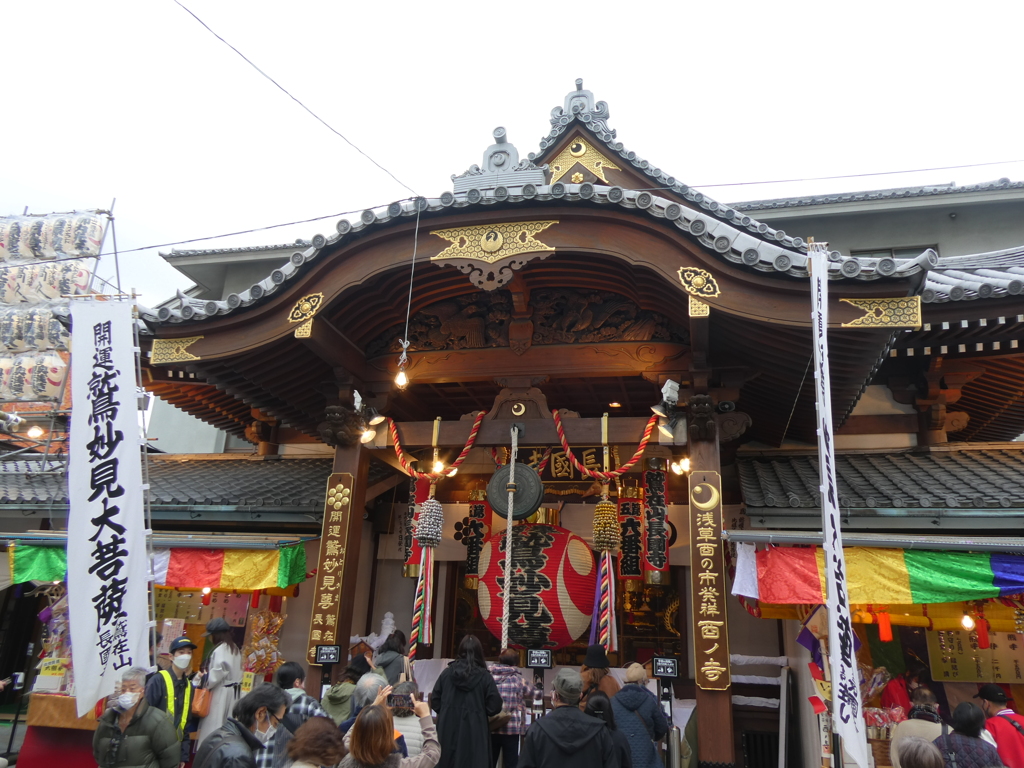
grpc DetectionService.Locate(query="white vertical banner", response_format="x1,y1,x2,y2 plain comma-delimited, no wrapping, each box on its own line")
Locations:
808,245,868,767
69,300,149,716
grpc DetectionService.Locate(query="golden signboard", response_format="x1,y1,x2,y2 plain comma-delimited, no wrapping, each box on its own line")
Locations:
689,470,731,691
306,473,353,665
927,629,1024,684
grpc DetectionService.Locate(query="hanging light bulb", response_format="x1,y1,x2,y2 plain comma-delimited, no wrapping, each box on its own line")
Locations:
202,587,212,595
433,459,445,474
26,425,44,439
395,370,408,388
680,457,691,472
360,427,377,444
961,613,976,631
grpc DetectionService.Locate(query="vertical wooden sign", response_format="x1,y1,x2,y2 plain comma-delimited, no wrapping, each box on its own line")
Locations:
306,473,354,665
689,470,731,690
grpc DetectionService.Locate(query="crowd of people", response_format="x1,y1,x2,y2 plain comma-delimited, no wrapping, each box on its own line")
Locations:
90,629,674,768
890,683,1024,768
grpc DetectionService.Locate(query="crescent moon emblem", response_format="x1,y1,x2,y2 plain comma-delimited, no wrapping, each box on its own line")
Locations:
511,402,526,416
691,483,720,511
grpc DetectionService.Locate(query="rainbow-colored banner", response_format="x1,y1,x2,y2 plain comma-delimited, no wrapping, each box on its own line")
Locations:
9,543,306,590
735,544,1024,605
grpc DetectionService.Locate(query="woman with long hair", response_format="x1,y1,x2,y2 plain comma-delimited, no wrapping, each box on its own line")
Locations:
430,635,503,768
375,631,411,686
324,655,375,724
584,691,633,768
287,716,349,768
932,702,1004,768
196,618,243,747
339,701,439,768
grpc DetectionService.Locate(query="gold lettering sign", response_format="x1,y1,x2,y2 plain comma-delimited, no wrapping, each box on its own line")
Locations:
306,473,354,665
689,470,731,691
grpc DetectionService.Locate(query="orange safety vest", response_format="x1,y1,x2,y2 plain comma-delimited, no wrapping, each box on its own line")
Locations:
160,669,192,737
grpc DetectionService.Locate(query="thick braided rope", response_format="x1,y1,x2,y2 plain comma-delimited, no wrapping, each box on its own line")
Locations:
551,410,658,480
598,551,611,649
388,411,487,480
408,548,428,660
500,425,519,650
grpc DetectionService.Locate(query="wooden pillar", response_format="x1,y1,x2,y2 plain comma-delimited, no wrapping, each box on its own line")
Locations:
689,433,736,768
330,443,370,683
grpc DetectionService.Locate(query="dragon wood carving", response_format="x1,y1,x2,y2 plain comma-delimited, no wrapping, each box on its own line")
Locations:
366,289,688,358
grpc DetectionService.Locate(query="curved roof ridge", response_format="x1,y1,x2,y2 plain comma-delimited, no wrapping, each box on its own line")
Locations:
144,183,935,327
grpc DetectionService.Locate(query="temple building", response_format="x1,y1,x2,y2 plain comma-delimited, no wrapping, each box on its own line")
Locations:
130,81,1024,768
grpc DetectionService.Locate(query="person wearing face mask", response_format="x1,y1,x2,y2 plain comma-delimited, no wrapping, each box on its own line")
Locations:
193,684,291,768
93,666,180,768
145,635,198,767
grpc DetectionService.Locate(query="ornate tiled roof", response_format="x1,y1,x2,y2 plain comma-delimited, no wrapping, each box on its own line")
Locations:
738,446,1024,511
731,179,1024,212
163,240,310,259
921,245,1024,303
144,81,942,327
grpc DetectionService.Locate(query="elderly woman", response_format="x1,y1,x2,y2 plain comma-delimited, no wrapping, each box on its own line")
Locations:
611,663,667,768
933,702,1004,768
93,667,179,768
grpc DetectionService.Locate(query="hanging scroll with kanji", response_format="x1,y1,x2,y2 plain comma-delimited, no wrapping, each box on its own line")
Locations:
617,487,644,582
642,467,669,585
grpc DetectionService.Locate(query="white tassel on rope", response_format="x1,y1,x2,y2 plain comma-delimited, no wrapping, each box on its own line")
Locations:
500,425,519,650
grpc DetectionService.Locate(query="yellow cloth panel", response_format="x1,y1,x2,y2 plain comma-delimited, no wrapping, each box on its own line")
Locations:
813,547,911,604
219,549,279,590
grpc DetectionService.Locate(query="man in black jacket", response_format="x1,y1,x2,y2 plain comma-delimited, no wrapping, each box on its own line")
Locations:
193,684,290,768
519,668,620,768
145,635,197,766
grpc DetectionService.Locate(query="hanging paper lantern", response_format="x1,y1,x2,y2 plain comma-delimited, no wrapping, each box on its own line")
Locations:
592,499,620,552
478,524,595,650
30,354,66,399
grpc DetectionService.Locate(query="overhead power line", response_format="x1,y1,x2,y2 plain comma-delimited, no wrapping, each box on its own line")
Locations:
170,0,417,196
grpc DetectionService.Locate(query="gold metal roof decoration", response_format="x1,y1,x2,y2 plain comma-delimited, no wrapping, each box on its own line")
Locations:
289,292,325,338
688,295,710,317
840,296,922,329
549,136,620,184
431,221,558,265
678,267,721,299
151,336,204,365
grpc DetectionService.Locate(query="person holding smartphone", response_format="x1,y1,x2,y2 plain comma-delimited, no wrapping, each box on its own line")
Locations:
339,698,439,768
390,683,424,757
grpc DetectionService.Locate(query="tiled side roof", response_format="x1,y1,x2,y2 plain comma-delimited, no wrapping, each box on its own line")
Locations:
163,240,311,259
738,448,1024,510
922,246,1024,303
0,456,393,509
730,179,1024,212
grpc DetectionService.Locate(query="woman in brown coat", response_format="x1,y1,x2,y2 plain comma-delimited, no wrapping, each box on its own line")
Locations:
579,644,620,709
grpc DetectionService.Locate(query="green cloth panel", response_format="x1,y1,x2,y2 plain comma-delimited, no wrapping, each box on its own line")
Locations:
904,549,998,604
277,543,307,588
865,622,906,676
12,545,67,583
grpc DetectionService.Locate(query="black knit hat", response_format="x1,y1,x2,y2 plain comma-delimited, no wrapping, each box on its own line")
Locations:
582,644,610,669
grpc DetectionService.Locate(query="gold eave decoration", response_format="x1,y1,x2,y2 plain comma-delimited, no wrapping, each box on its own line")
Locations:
431,221,558,265
688,296,710,317
549,137,620,184
840,296,922,329
289,292,325,338
151,336,203,365
678,267,721,299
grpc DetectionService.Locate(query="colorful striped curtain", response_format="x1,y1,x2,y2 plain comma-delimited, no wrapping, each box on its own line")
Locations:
8,543,307,590
733,543,1024,605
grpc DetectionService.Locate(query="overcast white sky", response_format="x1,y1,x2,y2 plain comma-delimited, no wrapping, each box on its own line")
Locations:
4,1,1023,306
